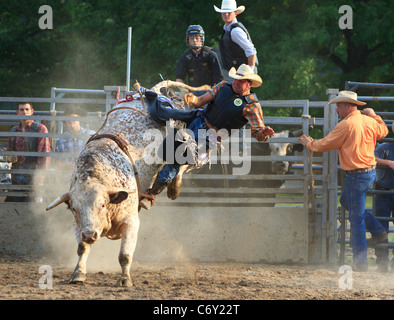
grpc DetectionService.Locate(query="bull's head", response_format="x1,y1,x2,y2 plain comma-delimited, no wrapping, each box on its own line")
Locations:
269,129,305,174
46,183,135,244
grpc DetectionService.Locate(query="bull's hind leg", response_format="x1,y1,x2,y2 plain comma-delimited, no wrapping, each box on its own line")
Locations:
69,242,90,284
117,217,140,287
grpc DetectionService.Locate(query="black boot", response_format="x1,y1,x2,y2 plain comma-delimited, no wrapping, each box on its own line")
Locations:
139,178,169,210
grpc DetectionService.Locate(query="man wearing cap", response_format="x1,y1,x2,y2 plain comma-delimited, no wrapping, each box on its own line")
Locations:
140,64,274,210
176,25,223,95
299,91,389,271
214,0,258,79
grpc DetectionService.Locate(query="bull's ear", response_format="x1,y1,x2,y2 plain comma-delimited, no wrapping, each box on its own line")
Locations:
109,191,129,204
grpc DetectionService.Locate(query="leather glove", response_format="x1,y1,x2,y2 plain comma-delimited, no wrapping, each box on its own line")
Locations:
184,93,198,106
134,82,141,91
5,155,18,163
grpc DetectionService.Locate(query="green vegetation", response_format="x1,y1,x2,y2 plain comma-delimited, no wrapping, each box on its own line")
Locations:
1,0,393,103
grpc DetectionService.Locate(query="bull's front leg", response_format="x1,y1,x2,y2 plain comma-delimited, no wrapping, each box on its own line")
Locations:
69,242,90,284
117,216,140,287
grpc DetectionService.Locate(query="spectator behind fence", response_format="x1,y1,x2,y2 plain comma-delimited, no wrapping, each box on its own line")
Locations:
176,25,223,96
299,91,389,272
370,137,394,272
5,102,50,202
55,105,95,170
214,0,258,79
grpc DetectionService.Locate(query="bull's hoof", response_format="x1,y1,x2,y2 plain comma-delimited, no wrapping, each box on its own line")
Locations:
69,271,86,284
117,277,133,287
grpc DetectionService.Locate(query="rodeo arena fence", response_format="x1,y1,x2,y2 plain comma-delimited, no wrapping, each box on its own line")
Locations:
0,82,392,266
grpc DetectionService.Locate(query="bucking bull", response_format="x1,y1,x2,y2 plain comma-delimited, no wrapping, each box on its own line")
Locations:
45,81,210,287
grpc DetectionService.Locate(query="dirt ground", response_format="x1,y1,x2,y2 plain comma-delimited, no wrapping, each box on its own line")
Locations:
0,254,393,301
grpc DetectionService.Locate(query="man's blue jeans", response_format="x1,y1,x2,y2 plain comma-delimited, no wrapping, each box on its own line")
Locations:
340,169,385,267
373,193,394,266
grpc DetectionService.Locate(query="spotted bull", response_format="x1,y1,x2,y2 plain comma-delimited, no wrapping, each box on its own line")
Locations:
45,81,208,286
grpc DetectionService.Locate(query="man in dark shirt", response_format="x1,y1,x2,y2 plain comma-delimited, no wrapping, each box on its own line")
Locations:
176,25,223,95
140,64,274,210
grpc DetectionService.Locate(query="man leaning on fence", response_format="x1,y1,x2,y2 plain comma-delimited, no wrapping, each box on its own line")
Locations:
5,102,50,202
299,91,389,272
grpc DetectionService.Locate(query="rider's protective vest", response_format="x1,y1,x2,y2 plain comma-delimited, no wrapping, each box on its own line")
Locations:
182,46,216,87
219,22,258,70
204,82,256,133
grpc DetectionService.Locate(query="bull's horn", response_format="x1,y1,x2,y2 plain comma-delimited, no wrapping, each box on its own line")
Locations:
150,80,211,94
46,192,71,211
290,125,314,137
290,128,304,137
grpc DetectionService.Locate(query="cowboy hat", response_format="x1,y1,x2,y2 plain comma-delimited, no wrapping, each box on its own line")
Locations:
214,0,245,14
328,90,366,106
228,64,262,88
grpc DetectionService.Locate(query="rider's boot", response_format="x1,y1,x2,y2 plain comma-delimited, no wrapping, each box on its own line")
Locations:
139,178,169,210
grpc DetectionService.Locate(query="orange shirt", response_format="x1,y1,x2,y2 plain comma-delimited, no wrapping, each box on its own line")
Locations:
307,110,388,170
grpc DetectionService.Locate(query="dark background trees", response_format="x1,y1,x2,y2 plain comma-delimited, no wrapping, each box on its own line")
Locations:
1,0,392,103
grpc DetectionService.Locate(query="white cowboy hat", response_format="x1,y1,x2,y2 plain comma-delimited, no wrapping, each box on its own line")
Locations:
228,64,262,88
214,0,245,14
328,90,366,106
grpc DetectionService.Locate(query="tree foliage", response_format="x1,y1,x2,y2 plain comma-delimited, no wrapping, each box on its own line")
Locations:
0,0,392,102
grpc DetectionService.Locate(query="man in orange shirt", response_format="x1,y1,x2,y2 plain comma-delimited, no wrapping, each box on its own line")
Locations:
299,91,389,271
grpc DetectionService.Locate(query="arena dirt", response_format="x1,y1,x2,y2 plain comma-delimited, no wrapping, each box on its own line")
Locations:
0,254,393,300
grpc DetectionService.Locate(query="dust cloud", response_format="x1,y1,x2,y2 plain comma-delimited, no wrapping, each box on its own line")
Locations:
32,163,213,274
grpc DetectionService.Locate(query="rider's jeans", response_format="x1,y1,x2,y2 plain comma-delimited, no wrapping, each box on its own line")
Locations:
158,116,208,184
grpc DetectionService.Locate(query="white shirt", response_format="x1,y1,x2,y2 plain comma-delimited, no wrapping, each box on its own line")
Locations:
223,18,257,58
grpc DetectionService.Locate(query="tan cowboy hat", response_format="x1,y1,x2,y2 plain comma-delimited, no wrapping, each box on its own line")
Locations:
214,0,245,14
328,90,366,106
228,64,262,88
